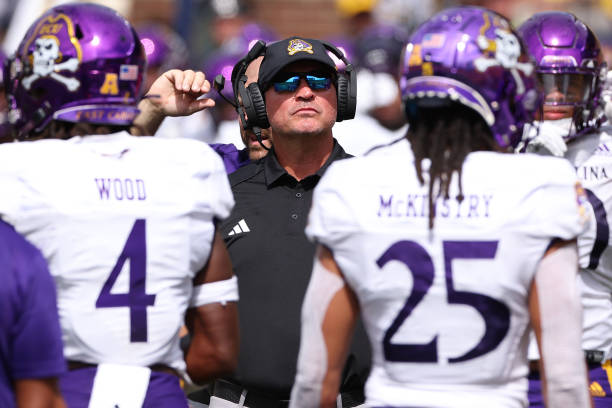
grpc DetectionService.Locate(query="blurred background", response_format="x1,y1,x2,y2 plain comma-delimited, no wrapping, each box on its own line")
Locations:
3,0,612,67
2,0,612,150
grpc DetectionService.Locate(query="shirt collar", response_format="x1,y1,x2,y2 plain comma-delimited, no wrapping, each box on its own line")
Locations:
263,138,349,187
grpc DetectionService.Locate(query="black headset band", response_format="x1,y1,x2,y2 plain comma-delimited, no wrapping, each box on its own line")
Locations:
231,40,267,106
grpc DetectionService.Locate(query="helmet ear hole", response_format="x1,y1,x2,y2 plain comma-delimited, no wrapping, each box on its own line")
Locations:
31,86,47,101
75,24,84,40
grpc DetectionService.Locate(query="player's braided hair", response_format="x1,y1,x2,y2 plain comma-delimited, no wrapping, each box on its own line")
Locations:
406,103,498,229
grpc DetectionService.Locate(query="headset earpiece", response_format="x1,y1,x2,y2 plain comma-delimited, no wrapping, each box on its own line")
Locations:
245,81,269,129
231,41,270,129
320,40,357,122
335,65,356,121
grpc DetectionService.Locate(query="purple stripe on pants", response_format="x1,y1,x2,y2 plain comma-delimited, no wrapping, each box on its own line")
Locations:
59,366,188,407
527,369,544,408
528,362,612,407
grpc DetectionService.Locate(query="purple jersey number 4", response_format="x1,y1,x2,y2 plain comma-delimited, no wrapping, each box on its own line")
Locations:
377,240,510,363
96,219,156,342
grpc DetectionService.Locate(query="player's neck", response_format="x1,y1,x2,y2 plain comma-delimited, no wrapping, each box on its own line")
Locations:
273,133,334,181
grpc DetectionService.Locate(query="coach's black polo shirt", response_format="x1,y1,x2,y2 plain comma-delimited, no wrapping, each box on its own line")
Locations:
219,139,370,399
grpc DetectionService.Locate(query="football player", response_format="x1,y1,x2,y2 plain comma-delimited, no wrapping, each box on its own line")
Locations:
0,3,238,407
0,220,66,408
518,11,612,407
290,6,591,408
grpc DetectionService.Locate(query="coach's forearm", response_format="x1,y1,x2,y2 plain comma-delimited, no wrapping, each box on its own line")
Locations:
131,98,165,136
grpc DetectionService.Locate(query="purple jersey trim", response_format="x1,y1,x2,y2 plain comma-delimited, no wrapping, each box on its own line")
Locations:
584,189,609,270
210,143,250,174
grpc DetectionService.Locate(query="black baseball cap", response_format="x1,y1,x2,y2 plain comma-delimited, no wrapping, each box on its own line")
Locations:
258,37,337,91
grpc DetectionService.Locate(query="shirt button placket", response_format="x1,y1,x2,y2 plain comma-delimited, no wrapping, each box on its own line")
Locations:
291,191,302,221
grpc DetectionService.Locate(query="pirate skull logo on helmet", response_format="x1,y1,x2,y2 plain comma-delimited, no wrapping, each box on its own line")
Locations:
22,36,80,91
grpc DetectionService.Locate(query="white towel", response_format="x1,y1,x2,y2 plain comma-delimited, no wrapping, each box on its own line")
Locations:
88,363,151,408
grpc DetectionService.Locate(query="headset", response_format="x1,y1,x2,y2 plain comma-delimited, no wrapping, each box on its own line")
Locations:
225,39,357,131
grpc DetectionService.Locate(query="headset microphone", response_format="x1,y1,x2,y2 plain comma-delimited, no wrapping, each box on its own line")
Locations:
213,74,238,109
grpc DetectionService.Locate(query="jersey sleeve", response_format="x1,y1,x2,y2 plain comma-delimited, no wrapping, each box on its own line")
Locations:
306,162,360,248
6,223,65,379
193,143,235,222
0,147,35,224
528,159,589,241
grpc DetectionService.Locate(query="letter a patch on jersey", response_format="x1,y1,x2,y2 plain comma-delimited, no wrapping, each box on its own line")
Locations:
575,181,589,225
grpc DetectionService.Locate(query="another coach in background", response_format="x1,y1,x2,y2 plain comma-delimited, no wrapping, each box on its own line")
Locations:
132,56,271,174
0,220,66,408
212,37,370,407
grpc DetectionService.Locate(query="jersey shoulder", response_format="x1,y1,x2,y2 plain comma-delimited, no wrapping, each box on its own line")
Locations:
128,135,223,168
473,152,578,188
324,138,414,185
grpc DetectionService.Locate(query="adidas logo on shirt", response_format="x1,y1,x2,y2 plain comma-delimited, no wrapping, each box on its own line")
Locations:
228,219,251,236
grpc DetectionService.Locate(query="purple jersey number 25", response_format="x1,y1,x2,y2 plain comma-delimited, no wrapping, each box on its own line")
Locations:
376,240,510,363
96,219,156,342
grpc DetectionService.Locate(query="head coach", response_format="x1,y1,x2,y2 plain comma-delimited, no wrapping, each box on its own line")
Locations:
213,37,371,407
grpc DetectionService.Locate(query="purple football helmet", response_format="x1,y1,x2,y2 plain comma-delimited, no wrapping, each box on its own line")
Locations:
401,6,540,149
204,48,242,101
4,3,146,140
518,12,606,138
355,24,409,76
137,23,189,73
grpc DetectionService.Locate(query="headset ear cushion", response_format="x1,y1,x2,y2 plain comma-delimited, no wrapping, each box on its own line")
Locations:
247,83,269,129
336,74,349,122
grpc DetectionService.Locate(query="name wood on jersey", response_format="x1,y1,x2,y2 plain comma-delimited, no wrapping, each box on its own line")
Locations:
95,177,146,201
378,193,493,218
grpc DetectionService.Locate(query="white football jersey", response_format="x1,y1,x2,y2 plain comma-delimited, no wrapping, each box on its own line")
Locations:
0,132,234,374
306,139,587,407
566,127,612,360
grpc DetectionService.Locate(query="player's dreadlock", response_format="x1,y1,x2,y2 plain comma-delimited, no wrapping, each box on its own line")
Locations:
406,103,498,229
